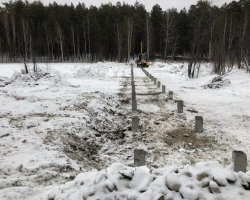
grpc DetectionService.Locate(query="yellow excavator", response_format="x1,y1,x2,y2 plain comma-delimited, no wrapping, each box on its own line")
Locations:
135,42,150,68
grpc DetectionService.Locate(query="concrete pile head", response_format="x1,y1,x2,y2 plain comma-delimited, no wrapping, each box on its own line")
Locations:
134,149,146,166
162,85,166,93
232,151,247,173
132,116,139,131
195,116,203,133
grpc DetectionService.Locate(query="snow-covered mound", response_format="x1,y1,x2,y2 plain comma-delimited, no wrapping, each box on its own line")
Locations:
0,76,11,87
48,162,250,200
25,95,39,103
150,62,214,79
76,63,108,78
203,76,231,89
9,69,72,87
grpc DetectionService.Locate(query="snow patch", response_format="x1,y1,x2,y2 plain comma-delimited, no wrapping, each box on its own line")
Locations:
76,64,106,78
26,95,39,103
46,162,250,200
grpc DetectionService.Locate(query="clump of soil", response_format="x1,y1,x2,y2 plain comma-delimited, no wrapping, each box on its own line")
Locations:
164,127,217,150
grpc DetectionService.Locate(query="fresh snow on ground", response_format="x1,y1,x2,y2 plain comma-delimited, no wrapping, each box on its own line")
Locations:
147,62,250,163
0,62,249,199
0,63,24,78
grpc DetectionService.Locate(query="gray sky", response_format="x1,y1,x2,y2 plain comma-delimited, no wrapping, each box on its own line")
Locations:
0,0,237,11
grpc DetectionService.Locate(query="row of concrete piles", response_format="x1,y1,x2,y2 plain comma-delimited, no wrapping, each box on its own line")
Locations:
131,64,247,172
142,67,203,133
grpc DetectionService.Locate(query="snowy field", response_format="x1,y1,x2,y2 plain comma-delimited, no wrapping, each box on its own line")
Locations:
0,62,249,199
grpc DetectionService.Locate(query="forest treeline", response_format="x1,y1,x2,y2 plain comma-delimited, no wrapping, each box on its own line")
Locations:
0,0,250,76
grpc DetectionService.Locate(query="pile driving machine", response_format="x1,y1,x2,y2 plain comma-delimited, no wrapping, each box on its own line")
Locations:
135,42,150,68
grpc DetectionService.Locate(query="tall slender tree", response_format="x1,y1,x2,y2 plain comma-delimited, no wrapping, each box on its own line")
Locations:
54,20,64,62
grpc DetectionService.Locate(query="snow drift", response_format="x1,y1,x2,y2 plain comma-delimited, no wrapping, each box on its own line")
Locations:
76,63,107,78
47,162,250,200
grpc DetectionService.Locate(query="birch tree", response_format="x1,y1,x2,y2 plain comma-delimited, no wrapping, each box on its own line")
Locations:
115,22,122,62
188,2,207,78
10,8,16,58
0,9,11,60
163,9,175,60
22,18,29,62
127,18,133,63
227,13,236,69
241,9,249,72
54,21,64,62
208,6,216,62
83,21,87,57
43,22,51,60
146,13,152,62
87,16,90,60
71,24,76,59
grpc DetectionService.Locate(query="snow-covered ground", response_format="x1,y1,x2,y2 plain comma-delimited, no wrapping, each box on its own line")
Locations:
0,63,24,78
147,62,250,166
0,62,249,199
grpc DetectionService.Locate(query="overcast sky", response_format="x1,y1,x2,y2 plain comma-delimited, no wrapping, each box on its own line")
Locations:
0,0,237,11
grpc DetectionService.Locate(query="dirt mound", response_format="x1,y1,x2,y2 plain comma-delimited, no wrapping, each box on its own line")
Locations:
164,127,217,150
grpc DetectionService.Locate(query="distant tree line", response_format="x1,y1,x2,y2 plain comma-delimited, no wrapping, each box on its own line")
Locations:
0,0,250,75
